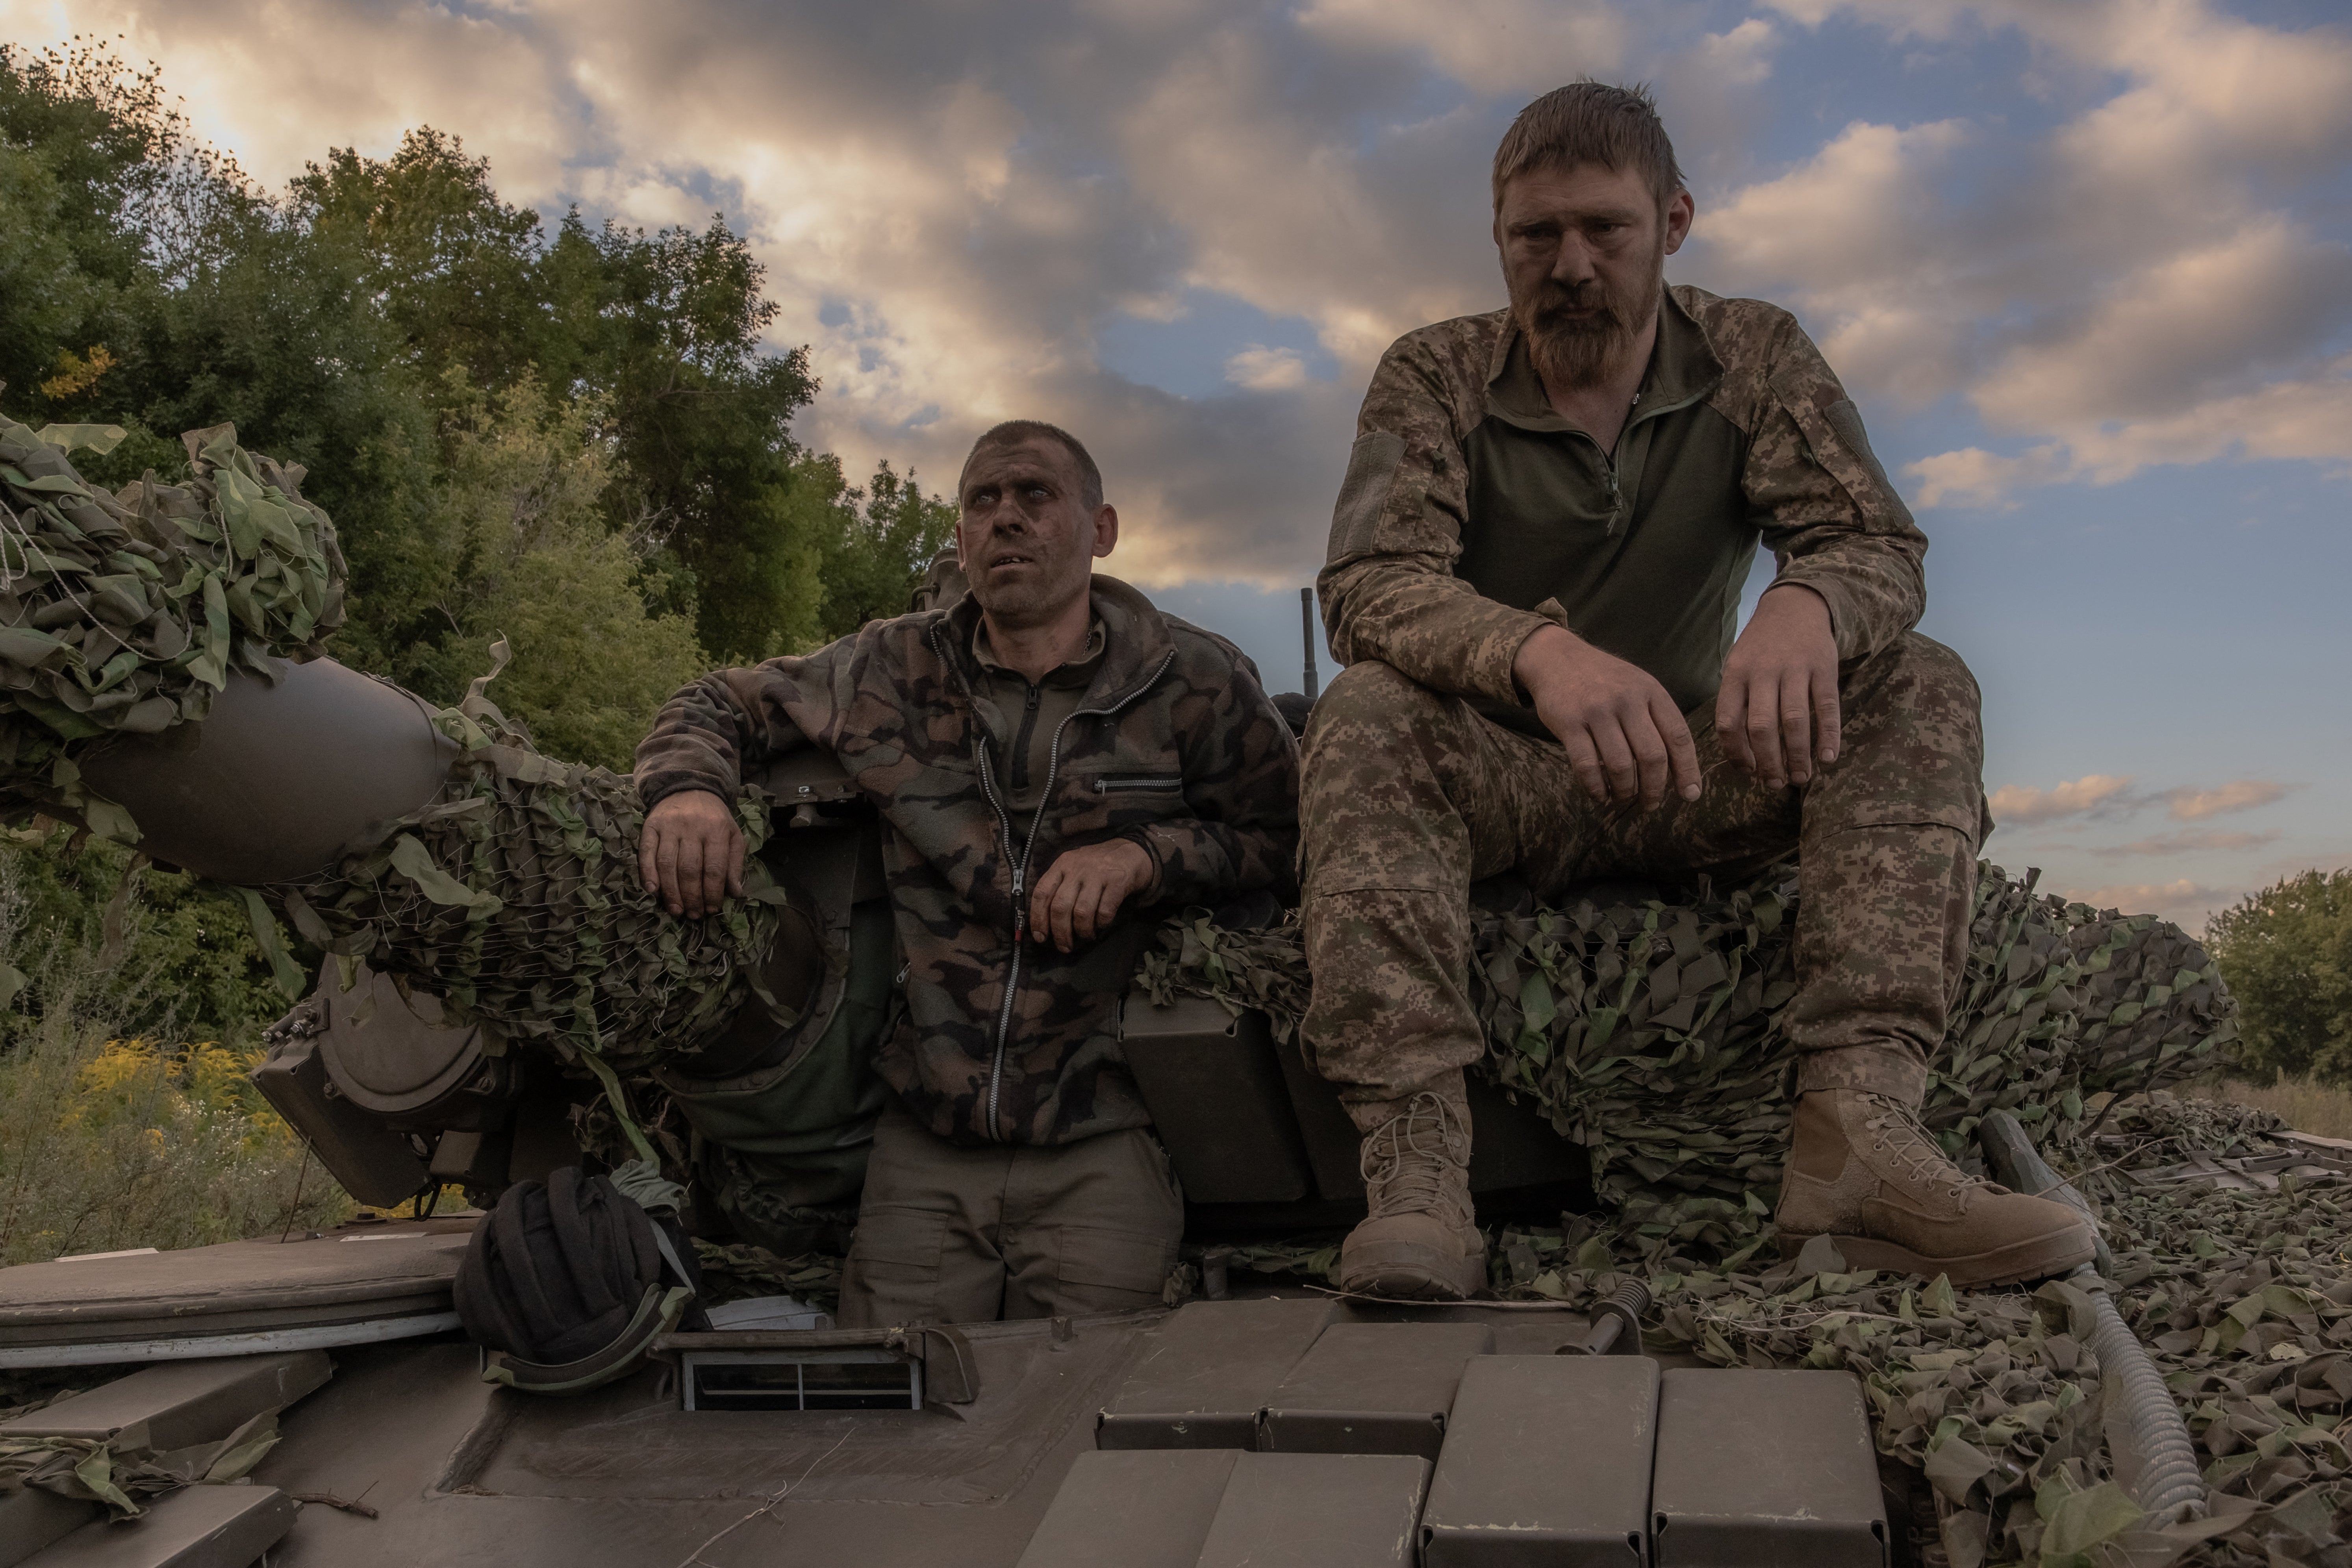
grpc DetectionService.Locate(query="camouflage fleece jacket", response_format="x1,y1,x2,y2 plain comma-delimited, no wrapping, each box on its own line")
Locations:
635,576,1299,1147
1318,285,1930,718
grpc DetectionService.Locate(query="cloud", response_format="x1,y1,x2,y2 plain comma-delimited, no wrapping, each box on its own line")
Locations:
12,0,2348,589
2092,830,2279,858
1692,19,1779,87
1294,0,1627,95
2164,780,2298,821
1714,0,2352,501
1987,774,2135,826
1225,346,1310,392
2059,878,2226,923
1971,219,2352,432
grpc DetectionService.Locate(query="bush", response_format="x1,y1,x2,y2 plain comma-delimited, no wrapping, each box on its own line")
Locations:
2206,867,2352,1085
0,851,348,1263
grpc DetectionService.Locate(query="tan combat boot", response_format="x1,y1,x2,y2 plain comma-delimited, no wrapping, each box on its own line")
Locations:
1338,1082,1487,1300
1777,1090,2095,1288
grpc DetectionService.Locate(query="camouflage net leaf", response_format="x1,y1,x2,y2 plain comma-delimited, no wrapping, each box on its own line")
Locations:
0,413,346,834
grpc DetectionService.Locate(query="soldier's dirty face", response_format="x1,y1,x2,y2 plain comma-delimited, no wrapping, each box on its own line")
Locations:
956,439,1117,629
1495,161,1692,391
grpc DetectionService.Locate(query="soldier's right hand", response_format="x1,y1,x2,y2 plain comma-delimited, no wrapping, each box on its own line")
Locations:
641,790,746,919
1512,625,1702,809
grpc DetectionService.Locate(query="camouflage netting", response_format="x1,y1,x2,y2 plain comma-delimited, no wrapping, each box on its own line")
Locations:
1136,860,2239,1237
1143,885,2352,1566
264,662,788,1136
0,414,346,834
1220,1097,2352,1568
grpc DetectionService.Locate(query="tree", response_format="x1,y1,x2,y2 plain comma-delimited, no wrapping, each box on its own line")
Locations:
803,455,961,642
293,132,827,663
2207,869,2352,1084
413,378,709,772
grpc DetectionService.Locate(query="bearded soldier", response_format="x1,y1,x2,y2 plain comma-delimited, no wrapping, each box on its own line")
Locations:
1303,82,2094,1299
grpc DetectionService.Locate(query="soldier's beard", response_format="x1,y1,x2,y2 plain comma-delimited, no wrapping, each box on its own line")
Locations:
1516,250,1665,395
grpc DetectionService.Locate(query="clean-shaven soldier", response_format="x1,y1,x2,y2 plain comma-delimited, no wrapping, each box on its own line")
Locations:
1302,83,2093,1299
636,421,1298,1325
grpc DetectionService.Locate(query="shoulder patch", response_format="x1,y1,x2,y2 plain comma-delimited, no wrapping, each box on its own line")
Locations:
1327,429,1406,563
1822,399,1915,528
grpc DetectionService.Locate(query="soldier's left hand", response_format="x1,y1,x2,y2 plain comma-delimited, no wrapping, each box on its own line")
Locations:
1030,839,1156,953
1718,585,1840,790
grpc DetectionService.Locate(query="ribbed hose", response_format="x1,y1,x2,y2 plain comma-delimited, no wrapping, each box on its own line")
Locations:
1976,1110,2207,1523
2081,1271,2207,1520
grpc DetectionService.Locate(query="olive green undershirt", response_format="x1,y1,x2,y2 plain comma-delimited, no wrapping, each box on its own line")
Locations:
973,617,1107,812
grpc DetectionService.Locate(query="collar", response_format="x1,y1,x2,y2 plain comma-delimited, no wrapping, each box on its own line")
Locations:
973,614,1106,688
939,574,1178,710
1483,283,1724,435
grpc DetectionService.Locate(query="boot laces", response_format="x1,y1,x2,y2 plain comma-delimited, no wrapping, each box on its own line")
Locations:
1361,1091,1469,1218
1859,1095,1972,1201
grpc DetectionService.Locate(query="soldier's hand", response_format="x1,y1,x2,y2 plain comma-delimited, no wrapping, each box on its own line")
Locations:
1030,838,1156,953
640,790,746,919
1513,625,1701,808
1717,585,1840,790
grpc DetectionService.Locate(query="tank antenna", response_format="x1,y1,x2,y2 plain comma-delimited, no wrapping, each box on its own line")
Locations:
1299,586,1319,701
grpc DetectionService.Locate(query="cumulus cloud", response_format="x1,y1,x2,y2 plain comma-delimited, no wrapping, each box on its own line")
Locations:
2093,830,2279,858
2059,878,2225,923
1225,346,1310,392
2164,780,2298,821
1294,0,1626,95
1722,0,2352,503
1987,774,2135,825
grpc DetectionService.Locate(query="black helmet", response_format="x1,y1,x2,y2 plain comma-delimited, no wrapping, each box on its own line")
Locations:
454,1164,706,1395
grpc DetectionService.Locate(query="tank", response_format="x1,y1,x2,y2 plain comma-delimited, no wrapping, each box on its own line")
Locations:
0,609,2247,1568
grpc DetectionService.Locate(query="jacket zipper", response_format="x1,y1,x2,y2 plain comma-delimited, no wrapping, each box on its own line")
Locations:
1094,774,1184,793
933,619,1178,1141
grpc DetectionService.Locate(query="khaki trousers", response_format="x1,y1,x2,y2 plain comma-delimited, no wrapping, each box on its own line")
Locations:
835,1099,1184,1327
1299,632,1987,1112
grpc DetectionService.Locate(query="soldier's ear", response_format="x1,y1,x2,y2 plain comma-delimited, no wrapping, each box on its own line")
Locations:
1091,504,1119,560
1663,188,1695,256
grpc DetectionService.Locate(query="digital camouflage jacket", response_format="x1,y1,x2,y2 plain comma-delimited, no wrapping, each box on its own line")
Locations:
636,577,1300,1147
1318,285,1930,725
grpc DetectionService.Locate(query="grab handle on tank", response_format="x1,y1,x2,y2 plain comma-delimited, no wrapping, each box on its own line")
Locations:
1564,1277,1652,1356
1977,1109,2207,1523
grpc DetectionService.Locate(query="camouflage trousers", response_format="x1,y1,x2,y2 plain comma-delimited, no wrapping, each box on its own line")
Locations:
1299,632,1987,1116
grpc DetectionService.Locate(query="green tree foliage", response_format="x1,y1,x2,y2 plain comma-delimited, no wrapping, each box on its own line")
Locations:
0,42,955,1030
0,829,292,1045
292,129,827,664
2207,868,2352,1085
801,454,961,641
409,379,710,772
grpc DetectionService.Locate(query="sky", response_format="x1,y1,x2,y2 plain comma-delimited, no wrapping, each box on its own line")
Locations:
5,0,2346,931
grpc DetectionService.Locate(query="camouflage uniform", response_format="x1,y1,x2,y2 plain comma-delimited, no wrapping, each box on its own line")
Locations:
1305,286,1982,1113
636,575,1300,1148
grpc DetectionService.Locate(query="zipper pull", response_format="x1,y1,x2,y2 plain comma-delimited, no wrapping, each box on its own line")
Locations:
1026,683,1041,711
1012,867,1026,940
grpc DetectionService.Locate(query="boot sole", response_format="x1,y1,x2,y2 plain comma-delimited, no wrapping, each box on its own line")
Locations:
1780,1225,2096,1290
1338,1240,1486,1302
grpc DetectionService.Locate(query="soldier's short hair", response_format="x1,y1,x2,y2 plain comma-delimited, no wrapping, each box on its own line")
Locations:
961,420,1105,512
1492,81,1686,215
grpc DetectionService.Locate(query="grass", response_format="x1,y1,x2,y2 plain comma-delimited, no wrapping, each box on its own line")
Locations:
2191,1073,2352,1142
0,853,350,1266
